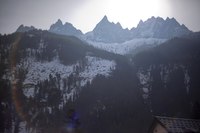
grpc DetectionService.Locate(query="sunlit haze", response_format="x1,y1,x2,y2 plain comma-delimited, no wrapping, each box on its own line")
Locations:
0,0,200,34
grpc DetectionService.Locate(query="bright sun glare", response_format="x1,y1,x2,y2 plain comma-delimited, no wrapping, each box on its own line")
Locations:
70,0,171,32
106,0,165,29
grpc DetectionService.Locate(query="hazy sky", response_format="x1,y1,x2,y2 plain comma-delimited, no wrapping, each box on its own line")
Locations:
0,0,200,34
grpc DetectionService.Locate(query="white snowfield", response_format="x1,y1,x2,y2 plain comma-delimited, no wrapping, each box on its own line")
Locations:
23,58,76,85
85,38,166,55
21,56,116,99
80,56,116,86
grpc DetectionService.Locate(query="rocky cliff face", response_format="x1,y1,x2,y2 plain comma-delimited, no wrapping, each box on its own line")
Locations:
49,19,83,38
16,24,36,32
49,16,191,43
84,15,131,43
131,16,191,39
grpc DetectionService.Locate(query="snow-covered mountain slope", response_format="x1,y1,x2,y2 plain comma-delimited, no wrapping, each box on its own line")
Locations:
18,56,115,100
85,38,166,55
0,31,123,132
0,30,119,111
22,56,116,87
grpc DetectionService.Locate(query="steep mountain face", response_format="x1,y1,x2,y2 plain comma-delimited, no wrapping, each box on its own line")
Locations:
131,16,191,39
84,15,131,43
86,16,191,43
84,16,191,43
21,16,192,55
21,16,191,45
16,24,36,32
83,16,191,54
49,19,83,38
133,32,200,117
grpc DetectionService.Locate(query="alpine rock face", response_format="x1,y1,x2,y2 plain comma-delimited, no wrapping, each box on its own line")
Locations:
49,19,83,38
16,24,36,32
47,16,192,55
83,16,191,55
84,15,131,43
48,16,192,42
83,16,191,43
131,16,191,38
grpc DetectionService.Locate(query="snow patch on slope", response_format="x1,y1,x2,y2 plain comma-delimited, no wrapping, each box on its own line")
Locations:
21,56,116,98
85,38,166,55
23,58,76,85
137,68,152,100
80,56,116,86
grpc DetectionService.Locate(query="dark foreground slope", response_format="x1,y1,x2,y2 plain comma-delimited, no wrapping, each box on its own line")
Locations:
133,32,200,118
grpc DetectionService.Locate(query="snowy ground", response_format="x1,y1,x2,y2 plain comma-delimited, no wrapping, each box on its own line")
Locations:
21,56,116,99
80,56,116,86
85,38,166,55
23,58,77,85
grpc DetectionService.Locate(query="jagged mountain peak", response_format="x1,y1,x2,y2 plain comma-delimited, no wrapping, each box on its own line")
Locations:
165,18,190,31
137,16,177,28
88,15,131,43
49,19,83,37
85,15,191,43
55,19,63,26
18,24,24,28
94,15,123,29
64,22,73,26
102,15,108,22
165,17,177,24
16,24,35,32
133,16,191,38
116,22,122,28
63,22,78,30
144,16,165,23
137,20,144,27
46,15,192,42
166,17,175,21
95,15,112,28
181,24,188,29
166,17,179,25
